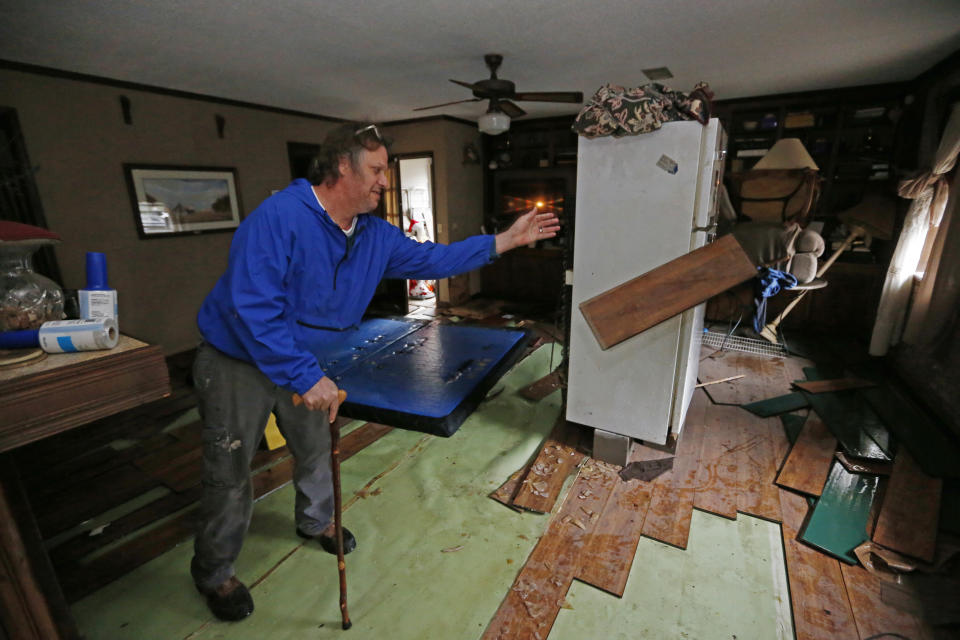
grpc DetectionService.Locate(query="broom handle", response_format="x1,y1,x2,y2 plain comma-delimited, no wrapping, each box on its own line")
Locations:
759,226,864,344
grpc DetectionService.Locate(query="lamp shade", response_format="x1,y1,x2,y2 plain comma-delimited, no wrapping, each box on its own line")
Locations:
478,111,510,135
754,138,819,171
838,194,895,241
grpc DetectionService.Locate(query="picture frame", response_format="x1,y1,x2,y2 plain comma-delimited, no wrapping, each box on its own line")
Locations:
124,164,242,238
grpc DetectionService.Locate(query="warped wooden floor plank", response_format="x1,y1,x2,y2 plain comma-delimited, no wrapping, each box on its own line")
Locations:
697,346,742,405
580,235,757,350
576,444,660,596
55,421,392,602
737,352,785,405
489,467,526,511
779,352,817,389
761,355,792,396
775,412,836,496
482,460,619,640
840,563,935,640
780,487,858,640
698,347,810,407
872,449,942,563
736,410,782,523
519,369,562,401
512,417,585,513
769,409,792,470
641,390,707,549
693,401,741,519
794,378,877,394
37,464,160,538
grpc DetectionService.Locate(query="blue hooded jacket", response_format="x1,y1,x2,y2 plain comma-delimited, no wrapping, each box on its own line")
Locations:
197,178,497,395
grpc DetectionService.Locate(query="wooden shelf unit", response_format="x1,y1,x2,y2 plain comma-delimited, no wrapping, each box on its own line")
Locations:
481,116,578,307
715,82,916,273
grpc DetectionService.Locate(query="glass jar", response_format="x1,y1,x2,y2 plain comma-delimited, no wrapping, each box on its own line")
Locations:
0,240,65,332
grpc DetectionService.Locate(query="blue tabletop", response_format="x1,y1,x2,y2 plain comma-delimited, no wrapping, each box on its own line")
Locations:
312,318,526,421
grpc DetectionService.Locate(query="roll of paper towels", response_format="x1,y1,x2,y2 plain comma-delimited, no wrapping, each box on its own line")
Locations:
38,318,119,353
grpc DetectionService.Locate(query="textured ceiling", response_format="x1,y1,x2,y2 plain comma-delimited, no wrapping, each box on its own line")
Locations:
2,0,959,124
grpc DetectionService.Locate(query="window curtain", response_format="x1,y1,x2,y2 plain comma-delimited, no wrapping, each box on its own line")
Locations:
901,162,960,346
869,101,960,356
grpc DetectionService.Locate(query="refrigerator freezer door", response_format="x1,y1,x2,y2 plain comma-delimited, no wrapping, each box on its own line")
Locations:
567,121,712,444
690,119,726,235
669,120,725,436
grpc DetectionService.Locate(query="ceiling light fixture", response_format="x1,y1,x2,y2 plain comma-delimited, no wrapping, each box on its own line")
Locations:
478,110,510,135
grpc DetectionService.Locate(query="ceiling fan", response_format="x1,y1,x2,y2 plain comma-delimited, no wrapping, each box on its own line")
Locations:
414,54,584,135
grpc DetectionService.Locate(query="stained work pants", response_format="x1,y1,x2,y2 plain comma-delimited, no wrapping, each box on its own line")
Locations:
190,342,334,591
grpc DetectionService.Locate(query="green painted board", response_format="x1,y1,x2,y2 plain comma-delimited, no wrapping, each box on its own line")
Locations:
800,460,879,564
803,391,890,461
802,365,842,381
851,393,893,457
803,366,892,456
863,385,960,479
780,412,808,445
742,392,809,418
800,367,890,461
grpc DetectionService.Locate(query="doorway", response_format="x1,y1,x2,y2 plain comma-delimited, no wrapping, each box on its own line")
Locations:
395,154,438,313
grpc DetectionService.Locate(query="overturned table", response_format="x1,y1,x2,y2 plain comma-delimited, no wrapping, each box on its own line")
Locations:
316,317,531,437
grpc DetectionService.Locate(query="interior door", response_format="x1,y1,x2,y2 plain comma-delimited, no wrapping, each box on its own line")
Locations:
365,157,408,317
395,153,438,307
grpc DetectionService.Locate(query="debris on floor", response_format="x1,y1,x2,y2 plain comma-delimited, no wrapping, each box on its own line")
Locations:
699,342,959,640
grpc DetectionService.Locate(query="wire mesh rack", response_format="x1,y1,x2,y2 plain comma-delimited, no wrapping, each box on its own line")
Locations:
701,330,788,358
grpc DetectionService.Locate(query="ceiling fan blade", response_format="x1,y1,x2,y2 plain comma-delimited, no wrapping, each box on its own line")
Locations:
413,97,482,111
498,100,526,118
513,91,584,103
449,79,482,91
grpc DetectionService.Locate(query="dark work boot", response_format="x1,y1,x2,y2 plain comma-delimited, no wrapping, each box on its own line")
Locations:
297,525,357,555
196,576,254,621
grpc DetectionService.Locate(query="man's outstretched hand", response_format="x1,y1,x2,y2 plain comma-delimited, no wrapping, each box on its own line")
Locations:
495,208,560,254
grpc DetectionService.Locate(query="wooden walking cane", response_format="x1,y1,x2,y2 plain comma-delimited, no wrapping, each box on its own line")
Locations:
292,388,352,630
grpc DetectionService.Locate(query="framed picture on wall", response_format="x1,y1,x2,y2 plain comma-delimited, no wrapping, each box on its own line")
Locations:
124,164,242,238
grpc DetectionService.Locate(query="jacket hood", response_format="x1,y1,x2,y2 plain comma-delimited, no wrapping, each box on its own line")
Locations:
289,178,325,212
287,178,369,232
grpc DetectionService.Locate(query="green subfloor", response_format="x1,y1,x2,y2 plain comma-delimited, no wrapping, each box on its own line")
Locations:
72,345,792,639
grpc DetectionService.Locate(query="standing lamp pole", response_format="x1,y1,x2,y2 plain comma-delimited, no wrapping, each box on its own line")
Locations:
759,225,865,344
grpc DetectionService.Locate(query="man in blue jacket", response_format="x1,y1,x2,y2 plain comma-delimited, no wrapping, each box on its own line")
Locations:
191,122,559,621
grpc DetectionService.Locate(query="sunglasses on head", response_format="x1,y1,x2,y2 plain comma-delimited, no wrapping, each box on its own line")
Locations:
354,124,382,141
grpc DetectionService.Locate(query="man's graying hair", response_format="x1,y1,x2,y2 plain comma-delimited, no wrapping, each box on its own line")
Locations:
307,122,390,186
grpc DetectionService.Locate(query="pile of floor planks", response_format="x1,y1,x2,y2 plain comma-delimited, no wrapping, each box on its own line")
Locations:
485,345,957,640
700,347,958,639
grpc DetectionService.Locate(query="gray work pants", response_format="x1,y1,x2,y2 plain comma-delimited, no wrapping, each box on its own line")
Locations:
190,342,334,591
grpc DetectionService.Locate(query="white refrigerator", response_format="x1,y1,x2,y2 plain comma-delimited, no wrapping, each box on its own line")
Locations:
566,119,726,445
